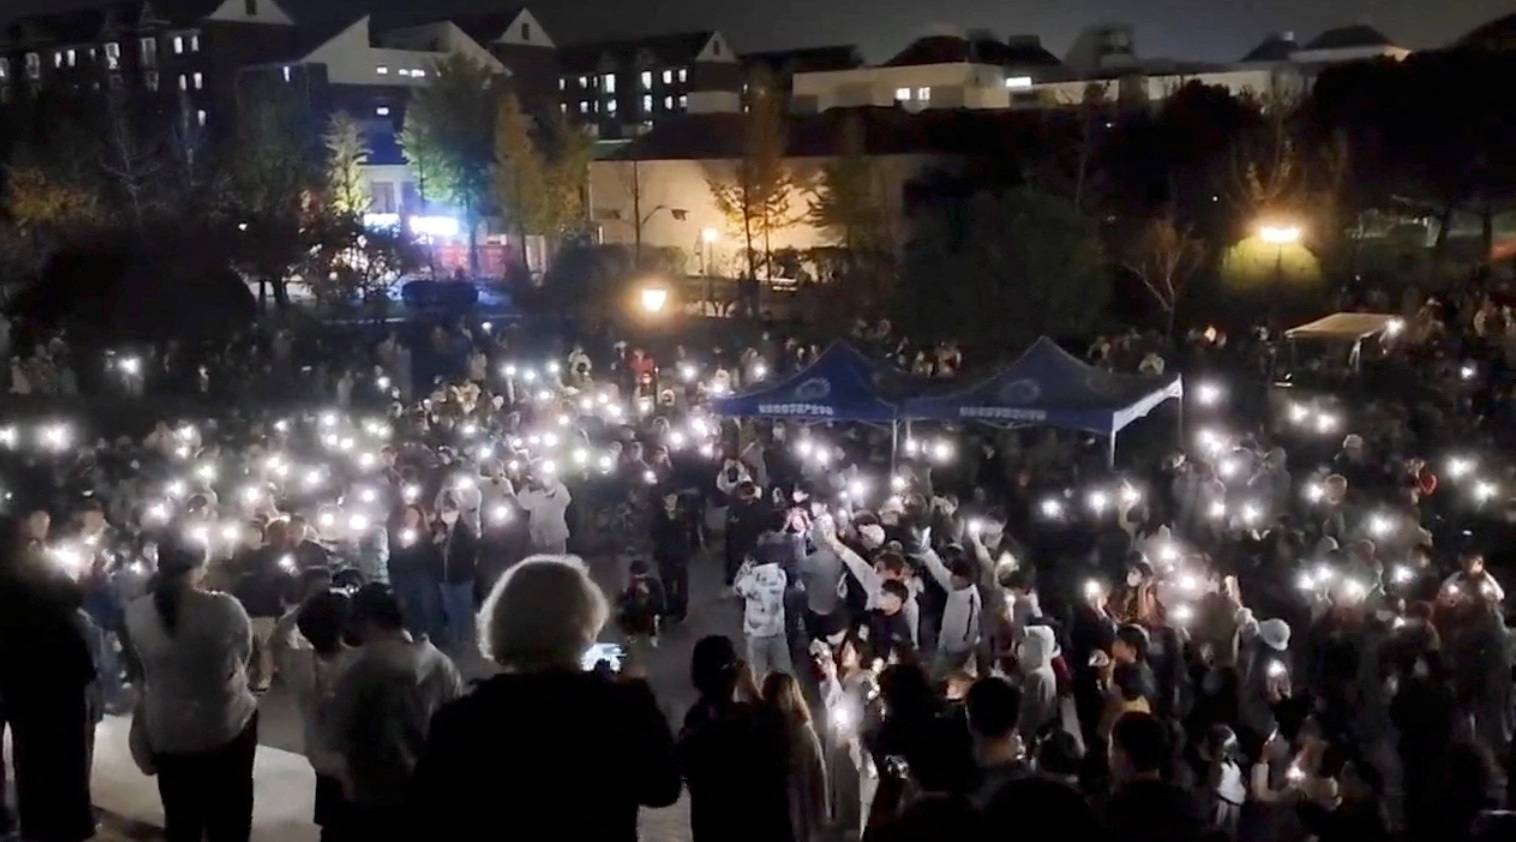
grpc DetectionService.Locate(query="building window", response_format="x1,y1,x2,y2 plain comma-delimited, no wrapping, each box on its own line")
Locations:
678,94,687,110
0,58,8,82
678,67,687,83
559,102,567,114
53,52,63,69
193,72,203,90
179,74,188,91
190,34,200,52
602,73,616,93
662,69,673,85
558,77,565,91
579,100,589,114
894,87,911,102
1005,75,1032,89
411,69,425,79
640,70,652,89
371,181,396,214
916,86,930,102
104,42,120,70
281,65,291,83
145,71,159,91
173,35,185,55
579,75,588,87
196,109,206,127
140,37,157,67
642,94,653,112
663,95,673,110
606,99,617,114
245,0,258,13
25,53,40,79
713,39,722,56
521,22,531,40
376,65,389,75
376,106,390,116
65,49,76,67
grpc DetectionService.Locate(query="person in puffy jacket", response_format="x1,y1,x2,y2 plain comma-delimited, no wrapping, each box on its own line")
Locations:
1016,624,1060,741
735,554,791,678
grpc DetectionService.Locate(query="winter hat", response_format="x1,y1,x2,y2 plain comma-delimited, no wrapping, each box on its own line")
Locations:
1258,618,1291,651
858,524,886,549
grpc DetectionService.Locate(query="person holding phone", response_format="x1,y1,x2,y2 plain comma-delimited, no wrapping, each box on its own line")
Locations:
412,555,680,840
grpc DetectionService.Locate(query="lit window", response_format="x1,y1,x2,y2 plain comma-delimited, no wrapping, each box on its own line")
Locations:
607,99,617,114
663,95,673,109
281,65,291,83
173,36,184,54
193,72,203,90
678,94,687,110
376,106,391,116
558,77,566,91
559,102,567,114
26,53,40,79
196,109,206,127
1005,76,1032,89
66,49,76,67
894,87,911,102
376,65,389,75
662,69,672,84
0,58,8,81
140,38,157,67
678,67,687,83
642,94,653,112
53,52,63,69
104,42,120,70
190,34,200,52
917,87,930,102
411,69,425,79
602,73,616,93
579,100,589,114
179,74,188,91
396,68,409,77
640,71,652,89
579,75,588,87
145,71,158,91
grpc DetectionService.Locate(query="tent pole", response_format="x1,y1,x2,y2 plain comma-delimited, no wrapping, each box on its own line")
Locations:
888,420,898,475
1108,433,1117,468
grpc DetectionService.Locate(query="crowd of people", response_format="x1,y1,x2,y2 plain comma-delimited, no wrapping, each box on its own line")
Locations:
1,275,1516,842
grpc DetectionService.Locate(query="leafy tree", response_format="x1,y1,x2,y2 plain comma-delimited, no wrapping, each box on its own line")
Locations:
897,188,1107,347
1121,216,1208,336
305,214,419,311
3,164,103,279
400,55,500,274
222,83,319,310
323,111,371,218
707,69,799,280
492,93,591,272
808,113,889,252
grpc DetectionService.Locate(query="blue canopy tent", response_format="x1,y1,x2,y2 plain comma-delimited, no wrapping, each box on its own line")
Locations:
710,341,904,423
901,337,1183,464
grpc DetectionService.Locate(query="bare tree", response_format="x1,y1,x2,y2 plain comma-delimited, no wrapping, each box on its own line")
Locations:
98,92,164,230
1122,216,1208,336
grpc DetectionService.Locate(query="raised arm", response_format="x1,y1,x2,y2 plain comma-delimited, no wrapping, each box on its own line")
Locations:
826,533,881,599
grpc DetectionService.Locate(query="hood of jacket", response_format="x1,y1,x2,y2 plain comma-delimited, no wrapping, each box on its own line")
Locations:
1018,624,1058,673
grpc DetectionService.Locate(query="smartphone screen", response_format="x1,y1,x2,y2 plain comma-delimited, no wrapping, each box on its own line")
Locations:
581,642,626,673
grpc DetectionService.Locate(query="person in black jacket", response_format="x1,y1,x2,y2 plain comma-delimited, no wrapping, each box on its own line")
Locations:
678,635,793,842
0,516,98,842
433,498,478,651
388,504,445,644
725,483,768,587
651,491,697,620
412,555,680,841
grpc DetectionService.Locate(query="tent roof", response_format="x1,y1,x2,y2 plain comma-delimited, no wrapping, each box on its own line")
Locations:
901,337,1181,435
709,341,904,422
1284,313,1400,341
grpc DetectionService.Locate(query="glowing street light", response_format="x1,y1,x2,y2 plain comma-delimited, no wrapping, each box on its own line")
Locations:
639,285,669,314
1258,223,1302,245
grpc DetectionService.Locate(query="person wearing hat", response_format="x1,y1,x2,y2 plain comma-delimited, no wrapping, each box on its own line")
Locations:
1239,617,1292,749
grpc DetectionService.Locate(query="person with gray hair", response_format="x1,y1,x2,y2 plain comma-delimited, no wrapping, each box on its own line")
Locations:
411,555,680,840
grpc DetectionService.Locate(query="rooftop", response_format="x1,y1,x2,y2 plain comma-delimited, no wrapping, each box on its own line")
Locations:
742,45,863,75
1302,24,1397,51
556,31,718,73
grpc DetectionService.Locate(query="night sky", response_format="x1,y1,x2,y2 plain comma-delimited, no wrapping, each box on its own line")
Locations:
7,0,1515,62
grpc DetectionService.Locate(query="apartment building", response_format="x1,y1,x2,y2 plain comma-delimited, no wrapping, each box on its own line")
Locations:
0,0,298,129
555,30,742,137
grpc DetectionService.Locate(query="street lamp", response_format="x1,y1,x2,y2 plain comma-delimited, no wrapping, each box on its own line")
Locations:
698,227,720,314
639,285,669,314
1257,220,1302,331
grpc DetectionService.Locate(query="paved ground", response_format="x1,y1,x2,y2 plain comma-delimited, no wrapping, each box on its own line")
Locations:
11,544,742,842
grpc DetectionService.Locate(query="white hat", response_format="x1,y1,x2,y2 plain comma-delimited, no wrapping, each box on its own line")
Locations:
1258,618,1291,651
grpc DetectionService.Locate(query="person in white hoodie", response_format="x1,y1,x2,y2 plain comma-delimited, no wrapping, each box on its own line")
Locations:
915,544,982,678
734,554,792,678
1016,624,1060,742
517,471,572,554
